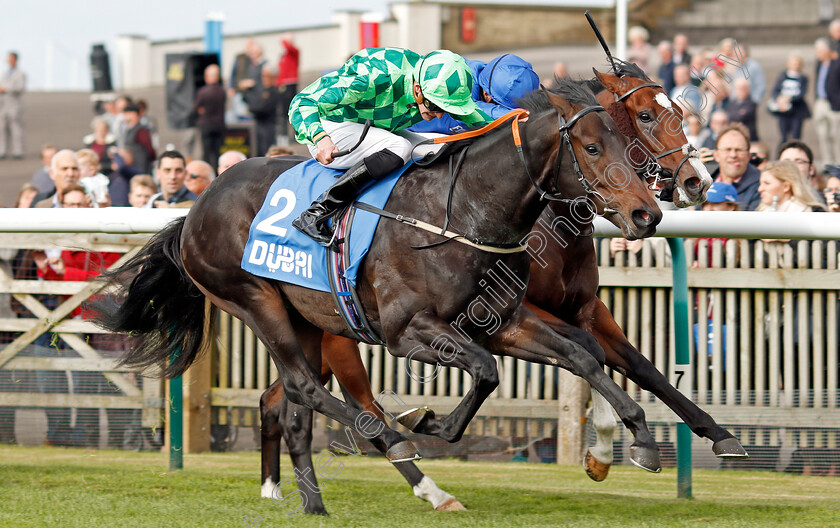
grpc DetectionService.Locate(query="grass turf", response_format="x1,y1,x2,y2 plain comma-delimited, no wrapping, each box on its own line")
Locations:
2,445,839,527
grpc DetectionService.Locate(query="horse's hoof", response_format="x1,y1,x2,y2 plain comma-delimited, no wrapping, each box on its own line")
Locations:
386,440,422,463
629,445,661,473
583,449,611,482
396,406,435,432
435,498,466,511
713,437,749,458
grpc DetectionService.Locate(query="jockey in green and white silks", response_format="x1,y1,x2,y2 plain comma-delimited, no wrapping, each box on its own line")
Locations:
289,47,492,245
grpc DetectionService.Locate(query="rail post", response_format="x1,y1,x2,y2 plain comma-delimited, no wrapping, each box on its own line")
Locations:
169,349,183,471
667,238,692,498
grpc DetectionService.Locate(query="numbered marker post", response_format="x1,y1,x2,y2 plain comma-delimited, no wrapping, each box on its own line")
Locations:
667,238,691,498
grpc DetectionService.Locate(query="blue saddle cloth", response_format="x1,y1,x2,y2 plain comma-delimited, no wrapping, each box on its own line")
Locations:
241,159,411,292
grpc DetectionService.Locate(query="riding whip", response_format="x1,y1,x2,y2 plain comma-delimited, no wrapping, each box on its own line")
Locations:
584,10,618,72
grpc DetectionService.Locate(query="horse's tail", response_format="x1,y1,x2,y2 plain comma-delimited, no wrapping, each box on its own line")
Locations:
88,217,217,378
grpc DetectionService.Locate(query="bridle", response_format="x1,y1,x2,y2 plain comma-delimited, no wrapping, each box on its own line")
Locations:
612,80,699,201
518,100,609,207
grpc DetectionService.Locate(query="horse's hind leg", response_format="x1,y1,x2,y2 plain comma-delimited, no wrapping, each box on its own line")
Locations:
323,334,464,511
259,380,284,498
230,291,416,464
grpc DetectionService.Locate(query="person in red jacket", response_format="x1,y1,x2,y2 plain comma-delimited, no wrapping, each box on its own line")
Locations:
275,33,299,144
31,183,124,447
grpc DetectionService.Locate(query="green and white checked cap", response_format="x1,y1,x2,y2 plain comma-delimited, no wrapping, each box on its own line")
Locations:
414,50,481,118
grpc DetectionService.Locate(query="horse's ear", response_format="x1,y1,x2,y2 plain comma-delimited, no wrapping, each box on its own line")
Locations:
593,68,622,94
545,90,575,118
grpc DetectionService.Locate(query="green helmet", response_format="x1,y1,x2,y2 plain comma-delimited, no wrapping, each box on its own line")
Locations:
414,50,483,119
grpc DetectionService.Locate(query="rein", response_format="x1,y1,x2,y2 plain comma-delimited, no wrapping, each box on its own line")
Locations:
372,103,607,253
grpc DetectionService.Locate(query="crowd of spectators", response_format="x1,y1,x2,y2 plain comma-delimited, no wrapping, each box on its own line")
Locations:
621,25,840,215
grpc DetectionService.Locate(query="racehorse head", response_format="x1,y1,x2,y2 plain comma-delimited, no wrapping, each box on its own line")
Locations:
590,60,712,207
528,79,662,240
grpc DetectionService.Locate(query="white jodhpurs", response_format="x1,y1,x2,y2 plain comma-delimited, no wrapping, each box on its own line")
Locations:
308,120,445,169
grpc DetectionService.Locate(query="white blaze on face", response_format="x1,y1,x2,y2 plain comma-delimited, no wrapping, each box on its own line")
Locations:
654,92,672,110
689,157,712,187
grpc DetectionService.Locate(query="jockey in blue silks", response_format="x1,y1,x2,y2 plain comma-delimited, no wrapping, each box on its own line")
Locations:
408,54,540,135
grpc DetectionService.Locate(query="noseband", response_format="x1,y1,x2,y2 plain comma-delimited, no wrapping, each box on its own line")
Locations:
613,81,698,201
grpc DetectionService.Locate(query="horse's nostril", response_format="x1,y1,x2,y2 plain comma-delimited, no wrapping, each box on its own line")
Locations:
685,177,702,192
632,209,653,227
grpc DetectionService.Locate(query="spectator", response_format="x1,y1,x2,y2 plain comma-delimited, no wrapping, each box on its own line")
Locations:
672,34,692,66
15,182,38,209
31,144,57,194
685,114,709,147
823,174,840,212
266,145,294,157
626,26,652,73
144,150,197,208
33,149,80,207
247,43,266,86
127,175,157,208
701,109,730,150
813,38,840,166
702,70,729,123
656,41,675,95
757,160,825,212
671,64,702,116
546,61,569,88
218,150,247,174
702,182,740,212
689,53,708,87
184,159,215,196
735,44,766,105
726,78,758,141
750,141,771,171
778,140,819,191
112,94,133,146
0,51,25,159
193,64,226,172
769,54,810,143
109,148,141,204
83,118,116,175
245,66,281,157
711,123,762,211
229,39,256,121
121,103,155,174
275,33,299,144
693,182,740,267
76,149,111,207
831,18,840,53
136,98,160,151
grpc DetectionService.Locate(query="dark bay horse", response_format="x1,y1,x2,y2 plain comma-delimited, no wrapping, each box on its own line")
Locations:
262,62,743,508
93,82,665,515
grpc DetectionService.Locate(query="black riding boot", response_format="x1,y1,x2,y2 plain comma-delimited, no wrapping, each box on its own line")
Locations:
292,149,404,245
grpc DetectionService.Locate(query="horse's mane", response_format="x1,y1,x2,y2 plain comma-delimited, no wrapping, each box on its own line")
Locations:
516,78,598,115
423,79,597,161
582,58,652,95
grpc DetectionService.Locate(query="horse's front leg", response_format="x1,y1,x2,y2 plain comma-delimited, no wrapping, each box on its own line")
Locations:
590,299,747,458
387,313,499,443
487,305,662,473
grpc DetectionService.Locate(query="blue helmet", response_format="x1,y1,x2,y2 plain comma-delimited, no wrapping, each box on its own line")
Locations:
476,54,540,110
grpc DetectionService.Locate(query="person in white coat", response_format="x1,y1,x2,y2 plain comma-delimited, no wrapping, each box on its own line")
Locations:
0,52,25,159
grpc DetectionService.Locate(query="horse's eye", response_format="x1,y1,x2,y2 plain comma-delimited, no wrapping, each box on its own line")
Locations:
639,112,653,123
585,145,599,155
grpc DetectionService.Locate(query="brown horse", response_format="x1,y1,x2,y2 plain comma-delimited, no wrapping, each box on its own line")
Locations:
92,81,665,516
262,62,743,509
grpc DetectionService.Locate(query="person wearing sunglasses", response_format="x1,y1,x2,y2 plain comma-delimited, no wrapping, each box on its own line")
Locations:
289,48,491,245
409,54,539,135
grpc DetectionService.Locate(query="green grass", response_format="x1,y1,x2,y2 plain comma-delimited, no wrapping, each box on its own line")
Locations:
2,446,840,527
